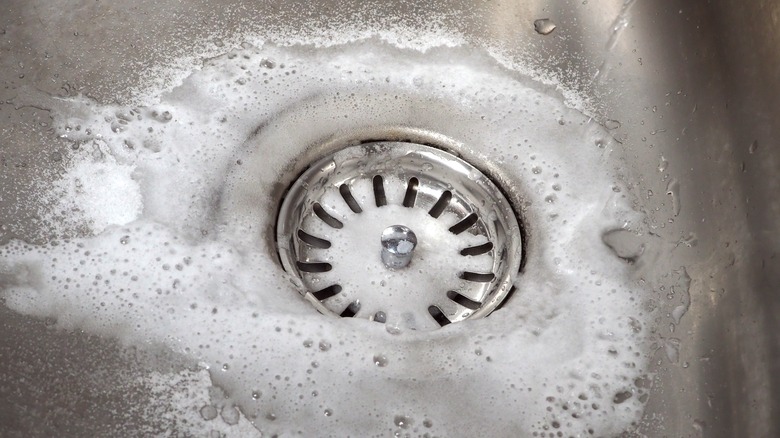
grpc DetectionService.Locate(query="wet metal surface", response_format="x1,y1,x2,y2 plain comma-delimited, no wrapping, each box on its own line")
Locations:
1,0,779,436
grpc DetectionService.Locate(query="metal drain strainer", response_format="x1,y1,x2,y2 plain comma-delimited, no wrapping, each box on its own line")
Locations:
276,141,523,330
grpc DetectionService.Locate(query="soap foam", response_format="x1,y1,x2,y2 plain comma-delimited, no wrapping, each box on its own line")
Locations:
1,39,653,437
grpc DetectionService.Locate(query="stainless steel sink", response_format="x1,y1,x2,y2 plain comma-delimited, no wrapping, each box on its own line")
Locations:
1,0,778,436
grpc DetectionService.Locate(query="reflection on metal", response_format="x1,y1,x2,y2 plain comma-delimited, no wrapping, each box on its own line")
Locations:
380,225,418,269
276,141,523,329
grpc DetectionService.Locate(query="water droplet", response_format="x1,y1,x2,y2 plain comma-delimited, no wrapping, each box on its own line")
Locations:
663,337,681,363
303,339,313,348
533,18,557,35
318,340,331,351
658,155,668,172
749,140,758,154
119,235,130,245
605,119,621,130
677,232,698,247
252,390,261,400
324,408,333,417
672,304,689,325
666,178,681,216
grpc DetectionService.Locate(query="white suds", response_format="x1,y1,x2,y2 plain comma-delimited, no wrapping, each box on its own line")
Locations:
1,37,654,437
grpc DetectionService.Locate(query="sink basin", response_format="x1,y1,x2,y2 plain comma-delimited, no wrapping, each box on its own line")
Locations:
1,0,778,436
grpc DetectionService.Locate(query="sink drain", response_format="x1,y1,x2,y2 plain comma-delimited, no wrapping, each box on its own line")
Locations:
276,141,523,330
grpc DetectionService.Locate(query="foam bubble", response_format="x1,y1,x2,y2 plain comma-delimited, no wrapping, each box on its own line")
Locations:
2,38,654,436
50,141,142,234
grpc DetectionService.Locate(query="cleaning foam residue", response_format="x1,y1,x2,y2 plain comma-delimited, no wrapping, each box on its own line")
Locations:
1,38,654,437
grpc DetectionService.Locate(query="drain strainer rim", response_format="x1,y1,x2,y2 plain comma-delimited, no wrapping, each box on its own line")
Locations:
276,140,523,329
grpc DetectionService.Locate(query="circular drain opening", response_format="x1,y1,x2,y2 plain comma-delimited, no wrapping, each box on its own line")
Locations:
276,141,523,330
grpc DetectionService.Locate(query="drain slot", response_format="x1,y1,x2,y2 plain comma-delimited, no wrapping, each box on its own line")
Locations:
340,301,360,317
297,261,333,273
312,284,342,301
339,184,363,213
403,177,419,208
428,191,452,218
460,242,493,256
446,291,482,310
449,213,479,235
460,271,496,283
373,175,387,207
313,203,343,229
276,141,524,330
428,305,452,327
297,230,331,249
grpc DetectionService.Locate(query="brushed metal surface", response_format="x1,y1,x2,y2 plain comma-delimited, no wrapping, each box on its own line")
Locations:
1,0,778,436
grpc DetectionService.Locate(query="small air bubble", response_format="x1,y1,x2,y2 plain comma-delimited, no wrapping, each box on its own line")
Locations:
394,415,412,429
613,391,633,404
221,406,240,425
199,405,218,421
373,311,386,323
373,354,388,367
